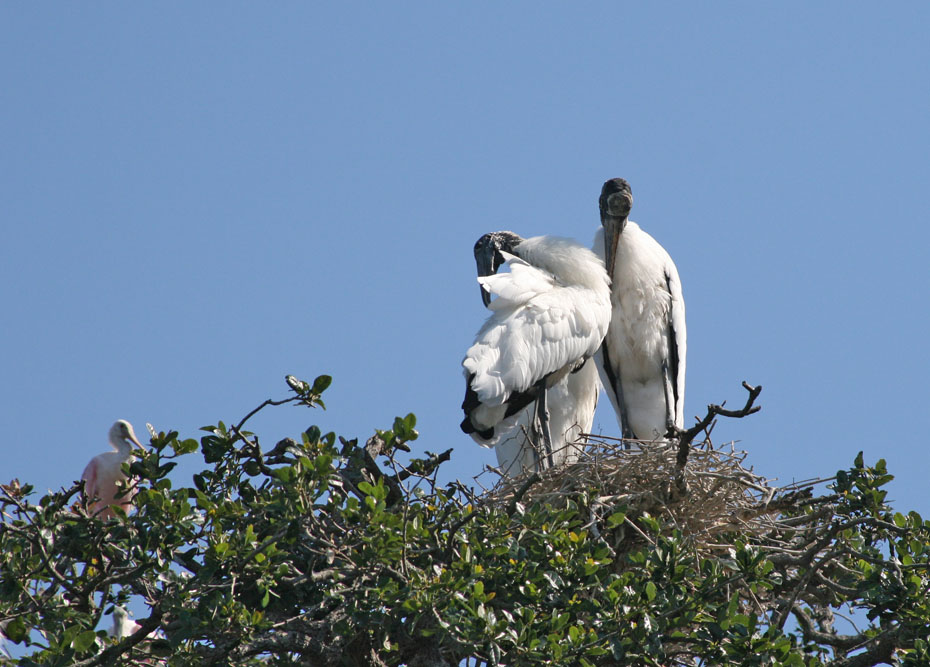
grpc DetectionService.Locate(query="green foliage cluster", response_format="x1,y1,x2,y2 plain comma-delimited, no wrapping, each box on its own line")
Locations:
1,376,929,666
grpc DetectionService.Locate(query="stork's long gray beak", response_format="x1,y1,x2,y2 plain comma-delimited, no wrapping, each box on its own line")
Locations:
479,283,492,307
601,190,631,278
474,244,502,307
602,216,622,279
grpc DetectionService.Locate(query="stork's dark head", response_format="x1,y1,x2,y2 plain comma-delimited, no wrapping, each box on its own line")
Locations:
473,231,523,306
599,178,633,224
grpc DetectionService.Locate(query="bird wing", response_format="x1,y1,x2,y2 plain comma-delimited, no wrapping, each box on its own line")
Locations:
81,457,99,502
665,262,687,428
464,252,609,406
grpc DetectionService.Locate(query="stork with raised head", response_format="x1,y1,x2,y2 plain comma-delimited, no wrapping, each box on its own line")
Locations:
81,420,143,519
461,232,611,474
594,178,687,442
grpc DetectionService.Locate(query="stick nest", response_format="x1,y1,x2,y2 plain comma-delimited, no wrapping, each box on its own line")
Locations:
479,436,822,558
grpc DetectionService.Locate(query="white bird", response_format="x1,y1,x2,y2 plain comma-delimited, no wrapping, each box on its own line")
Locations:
594,178,687,442
81,420,143,519
461,232,611,474
109,607,166,665
109,606,142,639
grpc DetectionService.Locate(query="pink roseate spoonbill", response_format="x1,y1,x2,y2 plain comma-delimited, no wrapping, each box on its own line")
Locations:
462,232,611,473
594,178,687,443
81,420,143,519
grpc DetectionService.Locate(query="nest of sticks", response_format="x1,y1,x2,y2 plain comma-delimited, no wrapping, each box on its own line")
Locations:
478,384,827,558
483,435,823,558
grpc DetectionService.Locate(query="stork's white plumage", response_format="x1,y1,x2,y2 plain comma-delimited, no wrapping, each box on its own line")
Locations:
461,232,611,474
489,360,600,477
594,178,687,442
81,420,143,519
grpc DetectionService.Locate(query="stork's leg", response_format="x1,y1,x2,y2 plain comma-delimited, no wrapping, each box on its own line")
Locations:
601,345,635,448
614,375,635,449
532,379,555,470
527,423,541,471
661,361,676,438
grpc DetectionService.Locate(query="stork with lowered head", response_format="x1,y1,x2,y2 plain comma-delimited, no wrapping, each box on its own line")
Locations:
461,232,611,473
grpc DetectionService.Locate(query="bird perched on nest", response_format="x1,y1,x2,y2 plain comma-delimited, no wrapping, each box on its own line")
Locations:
461,232,611,474
594,178,687,443
81,420,144,518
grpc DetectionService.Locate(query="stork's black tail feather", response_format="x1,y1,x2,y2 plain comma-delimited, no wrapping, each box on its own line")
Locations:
461,371,547,441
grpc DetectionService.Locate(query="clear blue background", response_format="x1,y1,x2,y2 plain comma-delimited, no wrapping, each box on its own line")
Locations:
2,4,928,518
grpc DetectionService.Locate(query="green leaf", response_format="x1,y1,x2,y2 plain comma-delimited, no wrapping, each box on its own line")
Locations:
156,462,178,476
173,438,200,455
4,617,26,642
874,474,894,487
312,374,332,394
645,581,657,601
728,593,739,617
72,629,98,652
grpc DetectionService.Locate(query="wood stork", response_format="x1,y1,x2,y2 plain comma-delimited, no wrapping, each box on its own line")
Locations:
81,420,143,519
461,232,611,473
594,178,687,443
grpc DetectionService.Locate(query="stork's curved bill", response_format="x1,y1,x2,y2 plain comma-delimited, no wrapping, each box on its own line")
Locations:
461,232,611,473
595,178,687,442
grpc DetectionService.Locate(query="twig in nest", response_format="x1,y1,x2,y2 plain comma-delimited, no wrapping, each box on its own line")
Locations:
676,381,762,471
506,473,541,516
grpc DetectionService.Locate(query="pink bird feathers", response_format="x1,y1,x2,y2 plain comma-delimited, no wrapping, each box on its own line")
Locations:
81,420,143,519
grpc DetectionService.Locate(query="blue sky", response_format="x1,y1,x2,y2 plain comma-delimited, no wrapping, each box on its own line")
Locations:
2,4,929,521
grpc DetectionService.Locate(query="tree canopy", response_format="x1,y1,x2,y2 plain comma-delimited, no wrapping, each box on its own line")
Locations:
1,376,929,666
